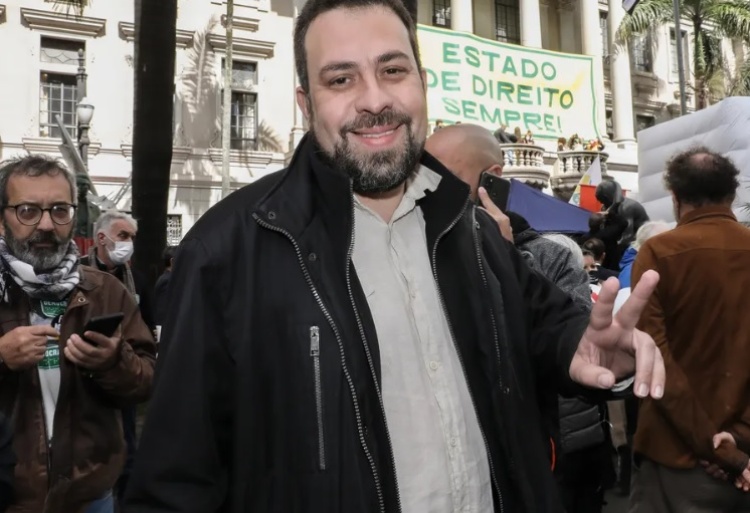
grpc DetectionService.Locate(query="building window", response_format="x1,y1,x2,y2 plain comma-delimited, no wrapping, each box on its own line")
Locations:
166,214,183,246
433,0,451,27
630,34,653,73
635,114,655,132
231,92,258,150
221,60,259,151
495,0,520,44
606,110,614,140
600,11,609,59
39,72,77,138
40,37,84,65
669,28,689,81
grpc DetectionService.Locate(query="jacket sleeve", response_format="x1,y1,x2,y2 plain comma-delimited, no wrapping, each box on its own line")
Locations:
478,212,589,393
90,280,157,406
547,250,592,314
632,244,749,471
123,238,234,513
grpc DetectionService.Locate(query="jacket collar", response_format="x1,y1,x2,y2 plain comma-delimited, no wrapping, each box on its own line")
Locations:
677,205,736,227
255,132,471,251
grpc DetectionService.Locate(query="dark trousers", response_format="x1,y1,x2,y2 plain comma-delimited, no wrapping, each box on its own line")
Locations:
629,458,750,513
115,406,136,507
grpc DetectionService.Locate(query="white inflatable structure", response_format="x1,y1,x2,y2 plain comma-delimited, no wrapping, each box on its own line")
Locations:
637,97,750,224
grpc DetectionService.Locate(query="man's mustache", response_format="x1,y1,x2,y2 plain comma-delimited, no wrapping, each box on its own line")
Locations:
340,111,412,136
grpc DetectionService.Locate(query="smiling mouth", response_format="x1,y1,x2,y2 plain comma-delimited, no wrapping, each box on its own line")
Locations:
351,124,401,139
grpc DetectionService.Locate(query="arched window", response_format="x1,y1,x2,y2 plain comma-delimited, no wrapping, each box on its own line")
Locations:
495,0,520,44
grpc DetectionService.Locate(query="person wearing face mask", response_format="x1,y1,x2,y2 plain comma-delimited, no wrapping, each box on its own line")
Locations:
80,210,155,509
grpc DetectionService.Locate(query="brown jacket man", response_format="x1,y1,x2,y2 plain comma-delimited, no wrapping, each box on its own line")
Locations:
0,155,156,513
631,148,750,512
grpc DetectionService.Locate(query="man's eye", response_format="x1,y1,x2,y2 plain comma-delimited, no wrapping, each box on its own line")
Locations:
330,76,350,86
384,68,405,75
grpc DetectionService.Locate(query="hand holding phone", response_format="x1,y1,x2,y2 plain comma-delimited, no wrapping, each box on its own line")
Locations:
81,313,124,346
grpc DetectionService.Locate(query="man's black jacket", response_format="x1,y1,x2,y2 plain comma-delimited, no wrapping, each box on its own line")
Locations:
124,134,589,513
0,412,13,513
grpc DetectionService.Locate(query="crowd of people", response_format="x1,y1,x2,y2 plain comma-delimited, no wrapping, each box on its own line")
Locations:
0,0,748,512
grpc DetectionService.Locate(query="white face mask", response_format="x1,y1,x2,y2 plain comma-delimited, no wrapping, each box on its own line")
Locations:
107,238,134,265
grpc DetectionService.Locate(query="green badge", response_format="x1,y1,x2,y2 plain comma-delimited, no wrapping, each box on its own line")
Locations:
39,300,67,319
39,342,60,370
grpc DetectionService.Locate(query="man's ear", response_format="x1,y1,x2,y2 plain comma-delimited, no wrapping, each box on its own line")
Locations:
97,232,106,245
486,163,504,177
296,87,311,121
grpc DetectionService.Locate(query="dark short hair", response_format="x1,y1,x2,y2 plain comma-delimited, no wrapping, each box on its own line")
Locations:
162,245,178,267
582,249,595,259
293,0,422,93
0,155,78,207
665,147,739,207
588,212,605,231
581,238,605,261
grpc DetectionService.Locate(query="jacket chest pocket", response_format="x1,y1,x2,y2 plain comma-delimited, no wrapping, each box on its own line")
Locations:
309,325,326,471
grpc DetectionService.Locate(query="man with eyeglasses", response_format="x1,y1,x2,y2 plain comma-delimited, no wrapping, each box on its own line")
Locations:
0,155,156,513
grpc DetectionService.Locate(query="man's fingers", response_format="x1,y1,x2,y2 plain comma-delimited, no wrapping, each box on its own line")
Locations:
478,187,500,214
630,331,663,398
68,335,101,357
587,277,619,331
570,357,616,389
81,331,117,349
614,270,659,330
713,432,736,449
29,325,60,338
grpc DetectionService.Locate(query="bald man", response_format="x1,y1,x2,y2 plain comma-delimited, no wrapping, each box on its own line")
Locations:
425,123,513,241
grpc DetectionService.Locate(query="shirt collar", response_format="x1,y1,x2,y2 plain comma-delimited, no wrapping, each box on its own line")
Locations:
354,165,442,223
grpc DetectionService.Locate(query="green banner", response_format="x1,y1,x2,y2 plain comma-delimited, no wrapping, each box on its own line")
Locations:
418,25,601,140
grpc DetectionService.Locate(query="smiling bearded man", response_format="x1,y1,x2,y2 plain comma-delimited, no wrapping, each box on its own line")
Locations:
123,0,664,512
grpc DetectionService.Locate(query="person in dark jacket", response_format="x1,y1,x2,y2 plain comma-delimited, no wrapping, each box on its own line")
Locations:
124,1,663,512
0,412,13,513
582,238,618,283
80,210,155,508
595,181,649,253
152,246,176,329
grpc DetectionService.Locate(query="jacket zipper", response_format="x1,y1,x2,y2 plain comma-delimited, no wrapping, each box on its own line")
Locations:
346,188,403,513
254,214,386,513
470,211,517,488
431,200,505,513
309,326,326,471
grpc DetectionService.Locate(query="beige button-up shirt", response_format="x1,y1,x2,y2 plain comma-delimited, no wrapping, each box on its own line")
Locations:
352,166,493,513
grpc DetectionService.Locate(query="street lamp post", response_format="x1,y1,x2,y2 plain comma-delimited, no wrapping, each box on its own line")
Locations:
77,99,95,167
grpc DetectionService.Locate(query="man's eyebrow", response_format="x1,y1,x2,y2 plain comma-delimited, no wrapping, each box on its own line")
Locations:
376,51,411,65
319,61,358,76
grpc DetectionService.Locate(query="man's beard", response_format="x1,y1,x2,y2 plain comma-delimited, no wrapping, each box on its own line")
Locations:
3,221,73,272
313,109,424,195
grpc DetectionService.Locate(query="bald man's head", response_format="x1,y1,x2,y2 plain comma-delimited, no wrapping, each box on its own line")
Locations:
425,124,504,198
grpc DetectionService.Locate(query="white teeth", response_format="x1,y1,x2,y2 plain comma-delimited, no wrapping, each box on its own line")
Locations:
360,129,395,139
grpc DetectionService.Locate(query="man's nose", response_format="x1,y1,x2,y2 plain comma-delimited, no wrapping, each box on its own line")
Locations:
36,210,55,231
354,76,393,115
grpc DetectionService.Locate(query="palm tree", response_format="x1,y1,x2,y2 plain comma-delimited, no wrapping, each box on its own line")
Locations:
616,0,750,110
132,0,178,285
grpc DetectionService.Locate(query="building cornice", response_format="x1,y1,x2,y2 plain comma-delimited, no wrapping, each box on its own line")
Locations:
207,33,275,58
221,14,260,32
118,22,195,48
22,137,101,156
20,8,106,37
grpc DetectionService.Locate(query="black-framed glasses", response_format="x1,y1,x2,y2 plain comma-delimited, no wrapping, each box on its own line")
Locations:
4,203,77,226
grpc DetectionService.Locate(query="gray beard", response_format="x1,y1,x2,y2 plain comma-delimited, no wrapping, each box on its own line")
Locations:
3,220,72,272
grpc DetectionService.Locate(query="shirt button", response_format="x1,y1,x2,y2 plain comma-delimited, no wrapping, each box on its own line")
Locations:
429,361,439,371
450,437,458,447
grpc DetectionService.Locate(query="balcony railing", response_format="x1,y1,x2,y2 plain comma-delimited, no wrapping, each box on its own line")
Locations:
551,150,609,200
498,144,549,189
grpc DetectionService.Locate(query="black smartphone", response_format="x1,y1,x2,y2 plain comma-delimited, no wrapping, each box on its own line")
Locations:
82,313,124,345
478,172,511,211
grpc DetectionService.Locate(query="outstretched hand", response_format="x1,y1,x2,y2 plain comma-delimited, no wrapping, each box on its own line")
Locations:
569,270,665,398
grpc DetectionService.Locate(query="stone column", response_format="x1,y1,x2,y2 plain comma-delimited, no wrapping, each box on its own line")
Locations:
607,0,635,143
520,0,542,48
579,0,608,141
450,0,474,33
289,0,307,152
